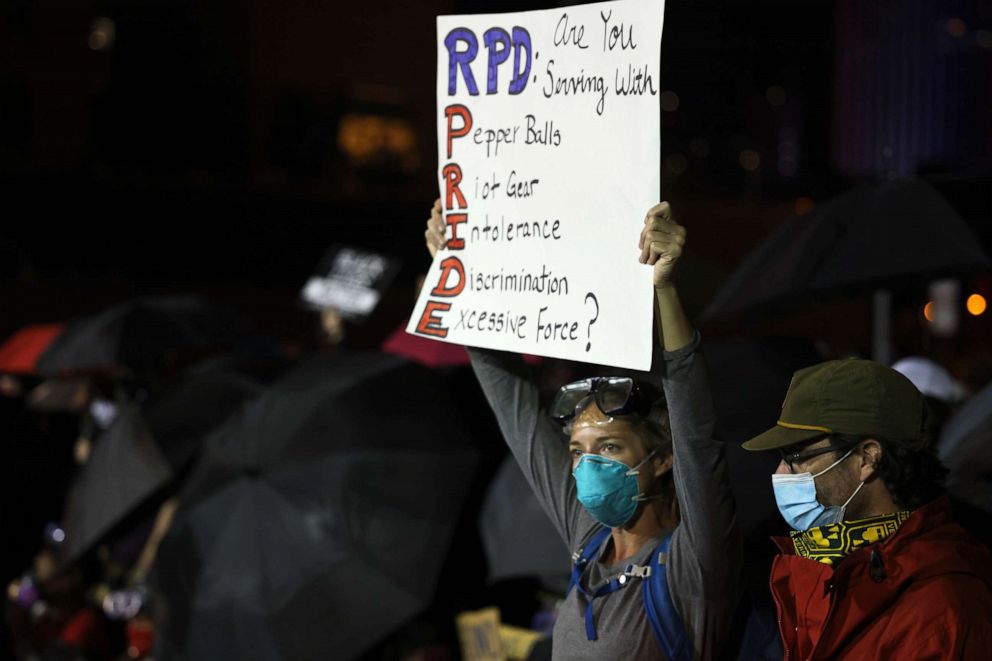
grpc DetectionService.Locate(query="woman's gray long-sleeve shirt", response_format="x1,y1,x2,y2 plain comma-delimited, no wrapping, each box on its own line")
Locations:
468,334,741,660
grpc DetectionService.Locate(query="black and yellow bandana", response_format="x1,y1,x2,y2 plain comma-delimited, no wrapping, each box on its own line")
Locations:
791,511,912,566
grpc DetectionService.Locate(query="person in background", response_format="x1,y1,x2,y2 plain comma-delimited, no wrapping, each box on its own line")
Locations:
742,359,992,659
6,526,112,660
892,355,968,437
425,200,741,660
891,356,992,549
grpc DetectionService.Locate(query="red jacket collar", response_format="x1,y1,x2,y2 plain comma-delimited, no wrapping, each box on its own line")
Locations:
770,496,992,660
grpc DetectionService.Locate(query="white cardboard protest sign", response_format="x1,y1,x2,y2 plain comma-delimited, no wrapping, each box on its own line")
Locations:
407,0,664,370
301,245,400,321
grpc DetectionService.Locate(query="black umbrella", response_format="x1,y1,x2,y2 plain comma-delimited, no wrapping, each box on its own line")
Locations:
144,368,264,473
152,351,481,661
478,455,568,583
60,368,263,563
61,403,173,562
940,382,992,512
702,179,990,321
37,296,250,377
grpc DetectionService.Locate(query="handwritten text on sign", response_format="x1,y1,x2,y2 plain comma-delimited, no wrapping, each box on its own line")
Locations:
408,0,664,370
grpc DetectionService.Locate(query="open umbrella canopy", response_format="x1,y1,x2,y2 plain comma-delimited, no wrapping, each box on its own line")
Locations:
702,179,990,321
0,323,63,375
144,368,264,473
940,382,992,513
60,367,263,563
61,403,173,563
37,296,250,377
153,351,480,661
478,455,568,583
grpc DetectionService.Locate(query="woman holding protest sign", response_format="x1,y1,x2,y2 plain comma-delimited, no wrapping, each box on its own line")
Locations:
424,200,742,660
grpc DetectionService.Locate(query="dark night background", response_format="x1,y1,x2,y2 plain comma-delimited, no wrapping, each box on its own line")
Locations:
0,0,990,659
2,0,987,346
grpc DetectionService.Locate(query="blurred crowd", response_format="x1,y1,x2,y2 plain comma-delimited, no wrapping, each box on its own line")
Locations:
0,280,575,661
0,223,989,661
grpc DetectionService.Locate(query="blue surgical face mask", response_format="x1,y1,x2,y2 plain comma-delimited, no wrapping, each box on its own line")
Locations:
771,449,866,531
572,450,657,528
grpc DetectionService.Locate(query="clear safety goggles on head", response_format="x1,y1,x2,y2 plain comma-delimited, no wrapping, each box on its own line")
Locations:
551,376,653,424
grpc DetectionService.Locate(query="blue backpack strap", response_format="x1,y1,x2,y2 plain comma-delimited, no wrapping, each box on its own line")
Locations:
565,526,617,641
642,532,692,661
565,526,613,598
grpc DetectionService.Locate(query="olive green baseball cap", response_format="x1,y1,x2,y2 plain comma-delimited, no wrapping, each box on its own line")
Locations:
742,358,926,451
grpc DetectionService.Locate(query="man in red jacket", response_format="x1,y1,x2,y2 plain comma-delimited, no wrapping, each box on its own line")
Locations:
743,358,992,660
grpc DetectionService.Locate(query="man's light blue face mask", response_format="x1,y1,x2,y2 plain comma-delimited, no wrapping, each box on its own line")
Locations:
771,448,866,531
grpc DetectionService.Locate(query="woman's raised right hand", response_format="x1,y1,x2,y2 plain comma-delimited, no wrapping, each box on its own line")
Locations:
424,198,445,259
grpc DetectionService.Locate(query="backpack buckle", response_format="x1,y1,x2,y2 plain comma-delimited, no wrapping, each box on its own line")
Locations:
624,563,652,579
